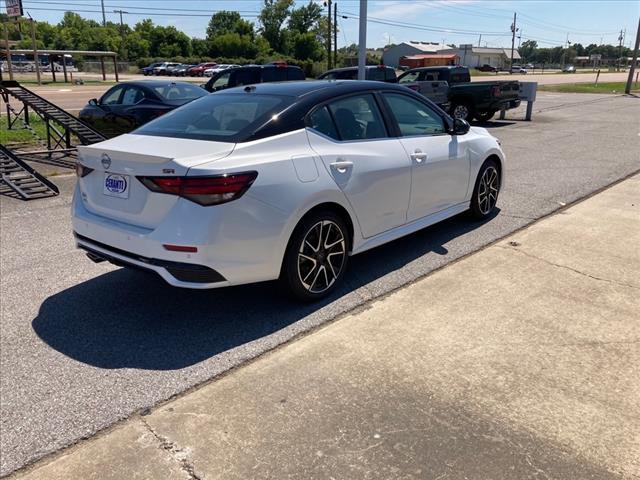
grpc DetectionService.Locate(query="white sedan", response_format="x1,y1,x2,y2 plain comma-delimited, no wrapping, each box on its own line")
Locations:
203,64,239,77
73,81,505,300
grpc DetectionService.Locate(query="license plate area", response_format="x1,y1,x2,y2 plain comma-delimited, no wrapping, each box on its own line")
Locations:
103,172,130,199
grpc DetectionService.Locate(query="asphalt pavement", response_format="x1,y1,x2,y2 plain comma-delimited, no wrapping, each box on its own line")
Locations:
1,92,639,476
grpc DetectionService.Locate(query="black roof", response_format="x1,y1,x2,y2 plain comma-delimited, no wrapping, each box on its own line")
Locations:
220,80,408,99
118,80,200,88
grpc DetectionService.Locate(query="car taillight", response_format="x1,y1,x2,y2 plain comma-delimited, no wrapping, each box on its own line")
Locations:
75,163,94,178
137,172,258,206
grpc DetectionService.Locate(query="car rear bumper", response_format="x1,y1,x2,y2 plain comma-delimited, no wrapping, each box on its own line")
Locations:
72,185,290,289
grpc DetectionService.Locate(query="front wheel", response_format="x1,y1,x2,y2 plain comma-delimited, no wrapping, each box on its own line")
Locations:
281,211,349,301
470,159,501,219
450,102,474,121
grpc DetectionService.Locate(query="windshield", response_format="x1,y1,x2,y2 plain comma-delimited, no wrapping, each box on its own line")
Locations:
152,83,207,101
134,93,294,142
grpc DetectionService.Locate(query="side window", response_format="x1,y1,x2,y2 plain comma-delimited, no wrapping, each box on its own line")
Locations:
308,106,339,140
211,71,231,90
336,70,357,80
100,86,125,105
262,68,287,82
383,93,446,136
121,86,145,105
234,69,256,86
398,71,420,84
287,68,305,80
385,69,397,82
327,94,387,141
368,68,385,81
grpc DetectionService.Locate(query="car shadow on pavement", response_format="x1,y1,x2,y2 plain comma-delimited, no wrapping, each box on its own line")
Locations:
32,209,499,371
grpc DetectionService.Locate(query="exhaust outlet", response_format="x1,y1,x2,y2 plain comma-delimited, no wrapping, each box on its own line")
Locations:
86,251,106,263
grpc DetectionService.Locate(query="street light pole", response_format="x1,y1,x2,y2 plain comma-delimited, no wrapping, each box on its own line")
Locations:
510,12,517,71
357,0,367,80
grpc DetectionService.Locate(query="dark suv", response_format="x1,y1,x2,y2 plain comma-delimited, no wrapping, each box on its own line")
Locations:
203,64,305,92
317,65,397,83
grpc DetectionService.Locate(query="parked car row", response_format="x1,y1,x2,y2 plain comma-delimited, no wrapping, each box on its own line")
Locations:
141,62,246,77
91,63,521,141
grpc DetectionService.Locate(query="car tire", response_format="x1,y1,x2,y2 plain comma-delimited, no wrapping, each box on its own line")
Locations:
450,102,474,122
281,211,350,301
475,110,496,122
470,159,501,220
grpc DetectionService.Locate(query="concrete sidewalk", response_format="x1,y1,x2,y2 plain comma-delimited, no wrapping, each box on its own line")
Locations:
12,175,639,480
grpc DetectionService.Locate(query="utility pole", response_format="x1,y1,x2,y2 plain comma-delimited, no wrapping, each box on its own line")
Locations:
357,0,366,80
625,18,639,94
510,12,517,71
101,0,106,26
326,0,332,70
478,34,482,47
30,19,41,85
114,10,128,60
561,33,570,66
618,29,625,71
334,2,338,69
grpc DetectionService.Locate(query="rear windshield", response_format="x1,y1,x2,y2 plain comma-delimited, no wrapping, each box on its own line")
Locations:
152,83,207,101
134,93,294,142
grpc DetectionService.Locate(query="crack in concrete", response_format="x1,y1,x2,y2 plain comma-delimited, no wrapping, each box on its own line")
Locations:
139,418,203,480
498,245,640,290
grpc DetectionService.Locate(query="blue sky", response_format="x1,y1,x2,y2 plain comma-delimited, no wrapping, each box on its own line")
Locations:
1,0,638,48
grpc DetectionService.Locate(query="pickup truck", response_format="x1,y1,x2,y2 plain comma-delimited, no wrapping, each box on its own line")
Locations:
397,66,520,122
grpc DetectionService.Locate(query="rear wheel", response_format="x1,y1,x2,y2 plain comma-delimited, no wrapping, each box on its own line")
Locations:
474,110,496,122
281,211,349,301
470,159,501,219
450,102,474,122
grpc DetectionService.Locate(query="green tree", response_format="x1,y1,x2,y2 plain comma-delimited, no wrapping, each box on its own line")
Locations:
518,39,537,62
259,0,294,54
206,11,254,39
291,32,324,61
288,1,322,33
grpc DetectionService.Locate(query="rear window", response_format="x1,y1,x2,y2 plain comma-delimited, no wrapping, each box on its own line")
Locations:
262,67,287,82
287,68,305,80
153,83,207,101
134,93,294,142
368,68,385,81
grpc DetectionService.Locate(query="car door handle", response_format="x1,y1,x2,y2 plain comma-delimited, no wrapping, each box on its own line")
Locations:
330,160,353,174
410,150,428,163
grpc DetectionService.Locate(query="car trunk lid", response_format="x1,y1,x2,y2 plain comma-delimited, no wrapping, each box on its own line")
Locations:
77,134,235,229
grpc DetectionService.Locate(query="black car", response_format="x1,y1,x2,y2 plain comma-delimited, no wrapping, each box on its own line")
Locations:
317,65,397,83
79,81,207,137
141,62,163,76
476,64,497,72
203,64,305,93
173,64,195,76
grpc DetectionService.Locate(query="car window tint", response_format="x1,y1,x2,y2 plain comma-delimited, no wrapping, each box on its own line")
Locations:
121,87,145,105
135,93,293,142
308,106,339,140
100,86,124,105
368,68,385,81
398,71,419,83
262,68,287,82
327,94,386,141
287,68,305,80
234,69,257,86
153,84,206,100
211,71,232,90
383,93,445,136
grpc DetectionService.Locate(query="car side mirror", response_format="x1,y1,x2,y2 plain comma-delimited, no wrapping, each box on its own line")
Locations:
452,118,470,135
88,98,99,106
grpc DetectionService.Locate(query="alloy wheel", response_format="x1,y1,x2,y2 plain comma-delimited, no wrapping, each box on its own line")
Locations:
453,104,470,120
297,220,346,294
477,166,500,214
